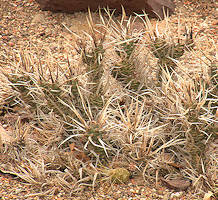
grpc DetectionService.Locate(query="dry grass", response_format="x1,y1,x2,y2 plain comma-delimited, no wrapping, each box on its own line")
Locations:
0,8,217,198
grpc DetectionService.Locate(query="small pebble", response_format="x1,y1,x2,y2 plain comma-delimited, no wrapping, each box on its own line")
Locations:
170,191,184,199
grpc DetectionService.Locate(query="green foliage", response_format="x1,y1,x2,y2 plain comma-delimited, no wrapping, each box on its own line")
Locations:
7,74,37,109
5,72,82,121
112,39,143,91
116,40,136,60
151,31,194,83
76,33,105,109
85,124,109,160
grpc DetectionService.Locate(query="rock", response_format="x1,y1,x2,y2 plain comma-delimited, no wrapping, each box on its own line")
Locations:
147,0,175,18
160,177,191,191
0,123,15,148
35,0,175,19
170,192,184,199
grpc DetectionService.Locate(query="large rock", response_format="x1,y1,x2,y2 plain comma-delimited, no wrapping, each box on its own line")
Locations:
35,0,175,19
